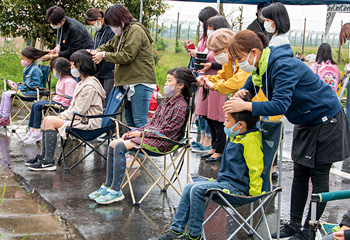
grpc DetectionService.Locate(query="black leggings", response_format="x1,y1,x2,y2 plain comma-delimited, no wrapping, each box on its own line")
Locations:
203,117,226,154
290,162,332,227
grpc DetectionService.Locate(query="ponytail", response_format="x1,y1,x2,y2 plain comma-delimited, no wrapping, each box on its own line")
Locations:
228,30,269,59
21,47,49,61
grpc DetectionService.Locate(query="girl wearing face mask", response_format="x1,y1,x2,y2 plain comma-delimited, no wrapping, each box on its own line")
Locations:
85,9,115,108
25,50,106,171
193,15,232,162
91,4,156,129
21,57,77,144
88,67,196,204
224,30,350,240
0,47,48,126
262,2,290,47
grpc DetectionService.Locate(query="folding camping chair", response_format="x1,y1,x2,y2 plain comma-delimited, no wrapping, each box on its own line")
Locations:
2,64,51,132
194,119,284,240
309,190,350,240
59,87,127,171
113,96,195,205
42,92,72,117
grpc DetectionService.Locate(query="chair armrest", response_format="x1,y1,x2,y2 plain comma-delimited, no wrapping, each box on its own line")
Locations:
72,111,122,119
111,118,133,130
52,92,73,99
140,129,183,146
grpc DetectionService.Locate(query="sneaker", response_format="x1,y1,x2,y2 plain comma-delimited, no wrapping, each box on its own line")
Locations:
21,130,33,142
27,160,57,171
25,154,42,166
95,188,125,204
288,228,310,240
191,144,212,153
148,229,185,240
271,222,301,239
184,232,203,240
190,141,199,148
23,131,42,144
88,185,108,200
0,118,10,126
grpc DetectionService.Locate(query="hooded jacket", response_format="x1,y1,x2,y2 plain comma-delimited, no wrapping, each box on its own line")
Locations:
58,76,106,138
217,129,264,196
97,21,156,86
242,44,342,126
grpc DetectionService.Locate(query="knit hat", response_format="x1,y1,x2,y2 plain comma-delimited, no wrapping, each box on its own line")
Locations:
207,28,235,52
257,2,269,10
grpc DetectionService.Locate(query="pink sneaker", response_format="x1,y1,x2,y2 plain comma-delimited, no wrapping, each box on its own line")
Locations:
0,118,10,126
21,130,33,142
24,132,42,144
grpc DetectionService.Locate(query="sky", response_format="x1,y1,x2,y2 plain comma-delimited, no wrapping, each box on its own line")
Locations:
160,1,350,33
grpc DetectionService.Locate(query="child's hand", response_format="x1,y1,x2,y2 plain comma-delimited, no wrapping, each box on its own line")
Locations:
234,89,249,99
121,133,128,139
128,131,141,138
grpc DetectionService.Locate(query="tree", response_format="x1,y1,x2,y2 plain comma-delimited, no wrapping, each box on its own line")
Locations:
0,0,169,49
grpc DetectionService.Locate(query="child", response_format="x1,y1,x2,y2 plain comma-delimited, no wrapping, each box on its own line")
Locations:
310,43,340,93
149,98,263,240
25,50,106,171
21,57,77,144
0,47,49,126
88,67,196,204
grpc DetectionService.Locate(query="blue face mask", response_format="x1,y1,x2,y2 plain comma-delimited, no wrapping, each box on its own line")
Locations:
224,121,241,138
53,70,61,80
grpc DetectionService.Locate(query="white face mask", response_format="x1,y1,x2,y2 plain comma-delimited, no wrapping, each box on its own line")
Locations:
71,68,81,78
214,52,229,65
111,23,124,35
264,21,275,34
237,50,257,73
91,20,102,32
207,30,214,37
258,11,265,21
50,23,61,29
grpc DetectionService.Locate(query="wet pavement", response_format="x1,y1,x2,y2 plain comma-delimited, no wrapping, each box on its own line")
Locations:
0,118,350,240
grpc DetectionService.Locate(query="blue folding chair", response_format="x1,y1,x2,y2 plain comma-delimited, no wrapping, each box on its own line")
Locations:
2,64,51,132
114,96,195,205
59,87,127,171
309,190,350,240
192,120,284,240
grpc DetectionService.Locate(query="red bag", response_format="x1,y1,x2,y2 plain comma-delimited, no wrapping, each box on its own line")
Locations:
149,85,159,111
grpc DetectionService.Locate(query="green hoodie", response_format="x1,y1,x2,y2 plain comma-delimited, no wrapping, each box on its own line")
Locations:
97,21,156,86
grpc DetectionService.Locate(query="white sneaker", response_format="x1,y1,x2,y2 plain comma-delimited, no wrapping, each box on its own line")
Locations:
24,132,42,144
21,130,32,142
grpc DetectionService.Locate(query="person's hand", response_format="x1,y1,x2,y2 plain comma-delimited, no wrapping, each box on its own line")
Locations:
190,48,198,58
41,54,51,62
196,76,206,87
223,97,249,113
92,52,104,64
121,133,128,140
204,79,214,90
333,231,345,240
200,63,211,73
340,23,350,46
90,50,98,55
128,131,142,138
234,89,250,99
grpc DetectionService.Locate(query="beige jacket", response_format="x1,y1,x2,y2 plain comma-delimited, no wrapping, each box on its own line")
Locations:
58,76,106,138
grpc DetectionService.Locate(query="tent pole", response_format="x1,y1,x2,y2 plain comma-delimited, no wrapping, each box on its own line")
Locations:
302,18,306,55
217,0,220,12
140,0,143,23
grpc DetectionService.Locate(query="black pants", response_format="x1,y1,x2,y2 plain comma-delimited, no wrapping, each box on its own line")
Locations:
290,162,332,227
100,77,115,108
203,117,226,154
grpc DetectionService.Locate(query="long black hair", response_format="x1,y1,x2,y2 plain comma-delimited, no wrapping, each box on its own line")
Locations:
21,47,49,61
207,15,231,30
70,50,96,78
262,2,290,35
167,67,196,101
316,43,337,65
198,7,218,40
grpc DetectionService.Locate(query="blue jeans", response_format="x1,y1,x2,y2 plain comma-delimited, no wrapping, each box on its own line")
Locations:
171,181,246,236
125,84,153,128
28,100,62,128
198,117,211,138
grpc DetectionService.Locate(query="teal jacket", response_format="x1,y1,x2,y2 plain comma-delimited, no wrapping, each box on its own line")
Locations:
217,129,264,196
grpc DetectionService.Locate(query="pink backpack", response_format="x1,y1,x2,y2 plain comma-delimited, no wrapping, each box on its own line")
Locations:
316,60,340,92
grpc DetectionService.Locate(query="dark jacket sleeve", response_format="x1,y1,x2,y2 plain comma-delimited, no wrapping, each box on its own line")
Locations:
340,211,350,228
344,229,350,240
211,63,222,70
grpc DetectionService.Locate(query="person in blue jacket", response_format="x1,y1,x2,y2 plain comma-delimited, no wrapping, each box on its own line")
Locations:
0,47,48,126
223,30,350,240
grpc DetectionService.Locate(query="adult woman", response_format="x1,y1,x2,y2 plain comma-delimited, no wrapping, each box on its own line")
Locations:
85,8,115,107
21,57,77,144
224,30,350,240
92,4,156,128
262,2,290,47
42,6,93,61
25,50,106,171
194,15,231,162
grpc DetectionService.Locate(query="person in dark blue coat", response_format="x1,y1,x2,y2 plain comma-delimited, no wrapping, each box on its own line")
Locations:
85,8,115,107
223,30,350,240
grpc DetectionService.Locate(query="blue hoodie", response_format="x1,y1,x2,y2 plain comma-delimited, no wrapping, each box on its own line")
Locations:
242,44,342,126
